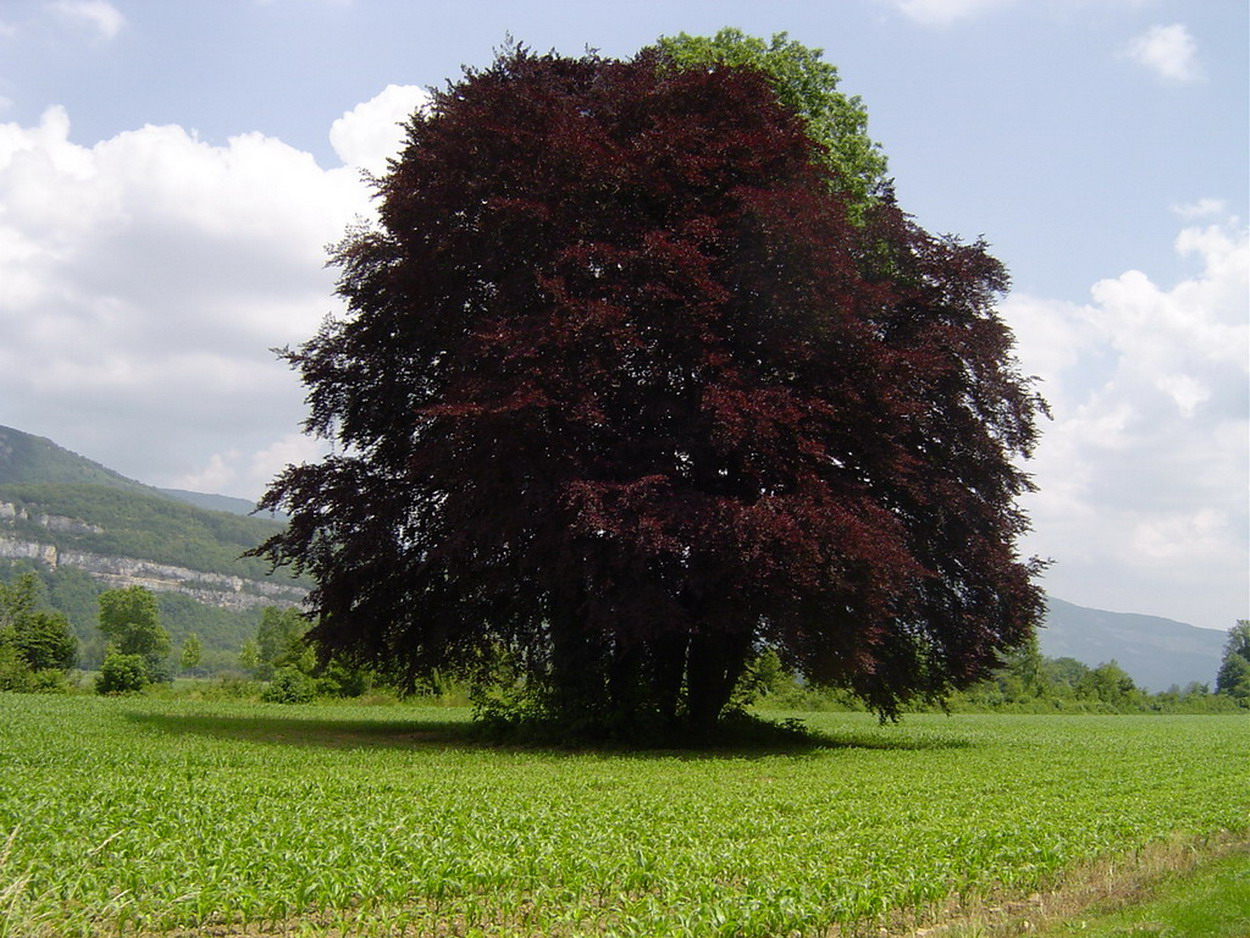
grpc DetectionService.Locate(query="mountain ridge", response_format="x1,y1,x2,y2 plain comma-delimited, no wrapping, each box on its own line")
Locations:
0,424,270,517
0,424,154,493
1037,597,1226,691
156,487,271,517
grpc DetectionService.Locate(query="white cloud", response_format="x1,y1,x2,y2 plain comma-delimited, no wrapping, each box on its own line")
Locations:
176,450,242,497
1172,198,1227,220
50,0,125,41
174,433,330,505
884,2,1177,29
0,84,432,499
329,84,428,176
0,101,378,499
1124,23,1201,83
1004,214,1249,631
256,0,354,6
887,0,1014,26
248,432,329,486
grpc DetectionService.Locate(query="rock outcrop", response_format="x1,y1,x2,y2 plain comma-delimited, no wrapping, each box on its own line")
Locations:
0,501,305,610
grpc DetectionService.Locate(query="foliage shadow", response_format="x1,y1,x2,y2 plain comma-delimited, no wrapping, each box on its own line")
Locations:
123,709,974,758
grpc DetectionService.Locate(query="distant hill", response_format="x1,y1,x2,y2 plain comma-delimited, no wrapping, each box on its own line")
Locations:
0,481,289,583
157,488,281,519
0,424,305,665
1038,597,1227,692
0,424,154,493
0,425,281,519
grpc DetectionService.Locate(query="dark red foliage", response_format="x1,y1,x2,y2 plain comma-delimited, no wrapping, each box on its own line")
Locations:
254,47,1046,729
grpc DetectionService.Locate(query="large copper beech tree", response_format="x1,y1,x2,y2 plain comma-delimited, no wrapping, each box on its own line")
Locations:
254,46,1046,732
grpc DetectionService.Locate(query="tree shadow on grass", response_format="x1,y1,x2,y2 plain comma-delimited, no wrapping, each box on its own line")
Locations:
124,709,973,758
125,710,480,752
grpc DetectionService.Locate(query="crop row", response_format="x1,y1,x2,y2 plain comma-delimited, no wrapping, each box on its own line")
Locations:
1,696,1246,936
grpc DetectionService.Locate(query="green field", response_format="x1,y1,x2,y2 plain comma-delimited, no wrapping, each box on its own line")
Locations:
1,696,1246,937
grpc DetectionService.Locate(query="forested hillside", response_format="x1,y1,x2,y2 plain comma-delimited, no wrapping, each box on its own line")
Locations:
0,482,286,582
0,425,305,669
0,561,274,670
0,424,153,492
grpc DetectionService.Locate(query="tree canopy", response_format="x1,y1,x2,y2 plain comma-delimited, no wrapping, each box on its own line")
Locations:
97,586,171,682
255,42,1045,734
1215,620,1250,704
0,573,77,689
253,605,311,679
179,632,203,673
655,29,887,216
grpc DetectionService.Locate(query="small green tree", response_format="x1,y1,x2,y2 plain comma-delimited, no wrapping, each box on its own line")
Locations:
0,573,78,688
0,643,36,692
1215,620,1250,704
97,586,171,683
11,610,77,672
0,574,38,630
727,648,790,711
995,636,1045,701
96,652,148,695
239,638,260,674
254,606,309,679
179,632,203,674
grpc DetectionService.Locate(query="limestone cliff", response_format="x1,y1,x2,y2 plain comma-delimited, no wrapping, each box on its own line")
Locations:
0,501,305,610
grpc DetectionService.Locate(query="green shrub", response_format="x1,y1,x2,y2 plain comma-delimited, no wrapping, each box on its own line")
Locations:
261,666,315,704
315,661,371,698
30,668,74,694
95,653,148,695
0,643,36,692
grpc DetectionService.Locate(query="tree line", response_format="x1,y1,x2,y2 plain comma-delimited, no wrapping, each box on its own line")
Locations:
1,575,1246,713
0,559,286,671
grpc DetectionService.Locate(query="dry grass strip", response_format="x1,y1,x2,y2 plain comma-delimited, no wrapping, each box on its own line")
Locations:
882,830,1249,938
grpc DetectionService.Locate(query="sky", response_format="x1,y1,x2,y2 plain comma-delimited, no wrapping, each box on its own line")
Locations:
0,0,1245,633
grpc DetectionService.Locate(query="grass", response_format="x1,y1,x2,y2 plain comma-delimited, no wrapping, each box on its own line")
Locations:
888,835,1248,937
1031,845,1250,938
0,695,1246,937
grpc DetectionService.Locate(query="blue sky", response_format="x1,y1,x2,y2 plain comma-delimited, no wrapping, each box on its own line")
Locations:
0,0,1246,634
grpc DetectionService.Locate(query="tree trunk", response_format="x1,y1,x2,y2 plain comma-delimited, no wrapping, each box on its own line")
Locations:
548,578,602,722
684,626,752,734
607,632,644,724
649,630,689,727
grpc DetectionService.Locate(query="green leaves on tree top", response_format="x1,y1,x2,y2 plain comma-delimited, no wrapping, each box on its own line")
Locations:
655,28,888,216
